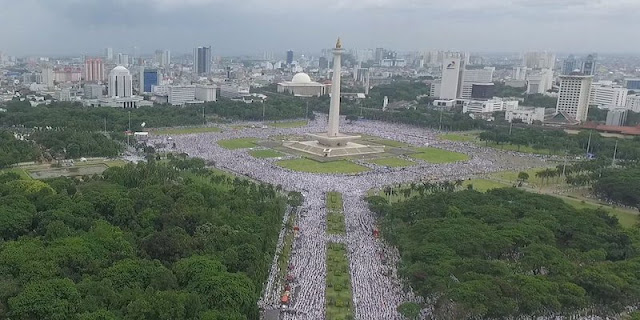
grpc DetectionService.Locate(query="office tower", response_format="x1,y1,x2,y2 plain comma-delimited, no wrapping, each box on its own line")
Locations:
523,52,556,70
375,48,385,63
117,53,129,66
319,56,329,69
440,58,464,99
139,68,159,93
105,47,113,61
606,109,628,126
581,54,597,76
132,46,139,59
461,67,494,99
562,55,578,75
154,49,171,67
512,66,528,81
590,82,628,108
84,58,104,82
526,69,553,94
108,66,133,98
286,50,294,65
556,74,593,122
42,67,54,88
193,46,212,75
624,78,640,90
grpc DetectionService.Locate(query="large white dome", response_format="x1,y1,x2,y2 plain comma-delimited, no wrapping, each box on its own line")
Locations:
110,65,130,75
291,72,312,84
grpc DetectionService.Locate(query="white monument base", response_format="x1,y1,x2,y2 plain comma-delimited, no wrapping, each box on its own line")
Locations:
284,133,384,158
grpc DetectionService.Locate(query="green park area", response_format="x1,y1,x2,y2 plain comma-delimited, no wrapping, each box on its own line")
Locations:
410,147,469,163
359,135,410,148
249,149,285,159
439,132,478,142
326,192,345,235
270,120,308,128
463,179,509,192
151,126,221,135
326,243,353,320
218,138,259,149
368,157,415,168
276,158,368,174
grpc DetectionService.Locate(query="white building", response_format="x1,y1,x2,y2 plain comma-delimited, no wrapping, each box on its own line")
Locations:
55,88,71,102
220,85,251,99
277,72,327,97
84,84,103,99
195,85,217,102
168,85,196,106
41,67,54,88
556,74,593,122
526,69,553,94
589,82,628,108
512,66,529,81
108,66,133,98
463,98,518,114
440,58,463,99
606,108,628,126
626,95,640,112
523,52,556,70
461,67,494,99
505,105,547,124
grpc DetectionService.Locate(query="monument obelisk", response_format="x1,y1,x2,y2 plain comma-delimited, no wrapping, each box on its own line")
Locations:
327,38,343,137
284,38,384,157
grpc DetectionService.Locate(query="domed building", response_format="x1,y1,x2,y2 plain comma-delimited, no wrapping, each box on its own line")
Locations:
277,72,328,97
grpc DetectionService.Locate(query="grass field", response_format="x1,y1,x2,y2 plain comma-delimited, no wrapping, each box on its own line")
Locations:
439,132,478,142
218,138,259,149
410,147,469,163
326,192,345,235
276,158,368,174
152,126,221,135
562,197,638,228
326,243,353,320
270,120,308,128
368,157,415,167
250,149,285,159
463,179,510,192
359,135,410,148
490,168,553,187
482,141,561,155
0,168,31,179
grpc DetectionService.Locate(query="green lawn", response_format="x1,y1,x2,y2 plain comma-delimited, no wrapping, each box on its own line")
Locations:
368,157,415,167
482,141,561,155
270,120,308,128
0,168,31,180
359,135,409,148
152,126,221,135
276,158,368,174
463,179,510,192
218,138,259,149
326,243,353,320
327,192,345,235
439,133,477,142
250,149,285,159
562,197,638,228
410,147,469,163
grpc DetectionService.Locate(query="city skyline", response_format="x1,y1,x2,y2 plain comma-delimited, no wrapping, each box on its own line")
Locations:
3,0,640,56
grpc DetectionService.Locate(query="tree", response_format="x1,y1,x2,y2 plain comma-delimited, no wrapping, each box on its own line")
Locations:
397,302,421,319
8,278,81,320
345,114,358,124
517,172,529,184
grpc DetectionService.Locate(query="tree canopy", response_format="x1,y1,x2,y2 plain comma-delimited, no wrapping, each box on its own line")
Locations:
368,188,640,319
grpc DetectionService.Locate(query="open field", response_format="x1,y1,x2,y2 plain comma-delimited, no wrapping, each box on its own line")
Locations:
151,126,221,135
410,147,469,163
276,158,368,174
481,141,562,155
326,192,345,235
0,168,31,179
218,138,259,149
368,157,415,167
490,167,554,188
28,164,109,179
249,149,285,159
270,120,308,128
359,135,411,148
463,179,510,192
326,243,353,320
562,197,638,228
439,132,478,142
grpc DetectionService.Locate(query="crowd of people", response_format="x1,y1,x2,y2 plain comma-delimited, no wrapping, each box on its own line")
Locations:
147,115,549,319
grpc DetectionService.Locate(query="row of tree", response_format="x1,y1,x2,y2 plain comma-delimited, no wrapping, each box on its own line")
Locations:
0,131,40,168
367,188,640,319
0,160,287,319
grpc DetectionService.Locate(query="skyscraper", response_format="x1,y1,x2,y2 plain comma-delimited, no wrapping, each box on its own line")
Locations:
523,52,556,70
155,49,171,67
84,58,104,82
108,66,133,98
556,74,593,122
582,54,597,76
193,46,212,75
440,58,464,100
105,47,113,61
286,50,294,65
139,68,159,93
318,57,329,69
562,55,578,75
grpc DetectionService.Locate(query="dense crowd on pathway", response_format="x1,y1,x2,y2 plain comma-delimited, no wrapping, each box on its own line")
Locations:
147,115,551,320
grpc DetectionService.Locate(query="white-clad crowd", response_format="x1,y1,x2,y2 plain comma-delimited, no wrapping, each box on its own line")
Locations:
147,115,550,320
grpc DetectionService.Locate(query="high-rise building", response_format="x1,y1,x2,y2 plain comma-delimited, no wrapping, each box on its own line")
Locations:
108,66,133,98
319,57,329,69
195,85,217,102
440,58,464,100
581,54,597,76
105,47,113,61
41,67,54,88
155,49,171,67
590,82,628,108
374,48,385,63
606,108,628,126
626,95,640,112
117,53,129,66
523,52,556,70
139,68,159,93
84,58,104,82
526,69,553,94
556,74,593,122
286,50,294,65
193,46,212,75
460,67,494,99
624,78,640,90
562,55,578,75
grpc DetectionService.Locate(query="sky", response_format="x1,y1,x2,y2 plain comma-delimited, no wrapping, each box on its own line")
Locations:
1,0,640,56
